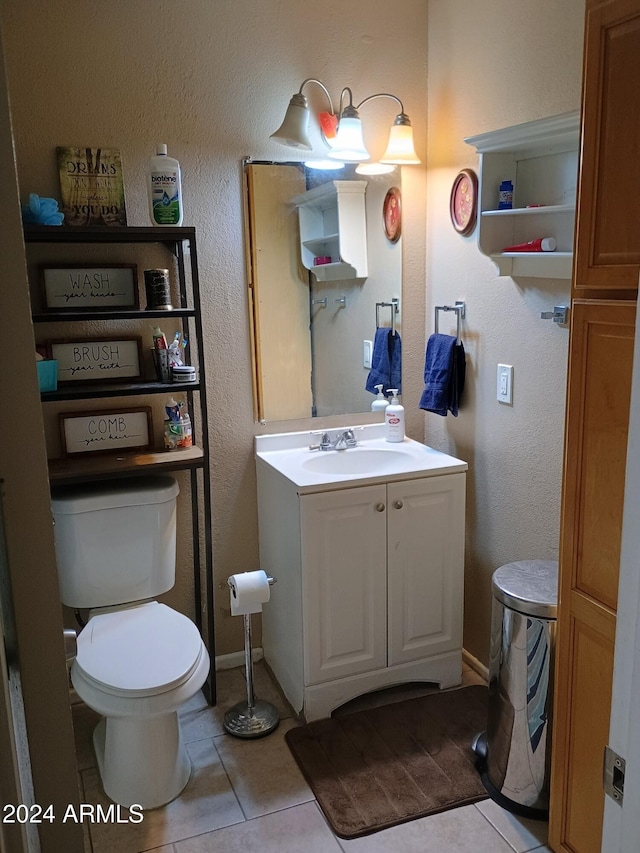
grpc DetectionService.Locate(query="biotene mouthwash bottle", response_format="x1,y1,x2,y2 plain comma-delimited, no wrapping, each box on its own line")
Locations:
146,144,183,226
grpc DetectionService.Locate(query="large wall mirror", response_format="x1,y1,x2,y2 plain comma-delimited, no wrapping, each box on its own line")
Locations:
244,160,402,422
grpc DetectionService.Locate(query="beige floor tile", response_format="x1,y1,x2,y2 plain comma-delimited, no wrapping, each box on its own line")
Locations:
474,799,548,852
174,802,342,852
84,738,244,853
179,661,294,744
336,804,515,852
179,669,246,741
214,718,313,819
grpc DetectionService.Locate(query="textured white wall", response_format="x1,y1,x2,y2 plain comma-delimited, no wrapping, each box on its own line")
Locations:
2,0,586,666
1,0,428,655
425,0,585,662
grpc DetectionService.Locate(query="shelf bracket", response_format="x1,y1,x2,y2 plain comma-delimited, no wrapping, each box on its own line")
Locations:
540,305,569,324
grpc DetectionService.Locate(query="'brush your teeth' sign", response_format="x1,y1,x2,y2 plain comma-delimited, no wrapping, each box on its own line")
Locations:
48,337,142,383
40,264,138,310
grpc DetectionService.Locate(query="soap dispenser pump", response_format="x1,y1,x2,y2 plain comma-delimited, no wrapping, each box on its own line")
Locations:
384,390,405,442
371,384,389,412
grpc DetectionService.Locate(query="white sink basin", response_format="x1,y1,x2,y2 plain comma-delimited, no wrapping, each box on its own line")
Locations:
255,424,468,493
303,448,414,476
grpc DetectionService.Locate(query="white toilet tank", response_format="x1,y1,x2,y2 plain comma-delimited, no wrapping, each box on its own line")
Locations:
51,476,180,609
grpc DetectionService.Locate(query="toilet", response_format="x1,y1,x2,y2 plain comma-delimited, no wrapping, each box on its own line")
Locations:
51,476,210,810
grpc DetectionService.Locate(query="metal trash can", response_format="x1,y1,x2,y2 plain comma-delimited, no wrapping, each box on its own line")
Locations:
473,560,558,819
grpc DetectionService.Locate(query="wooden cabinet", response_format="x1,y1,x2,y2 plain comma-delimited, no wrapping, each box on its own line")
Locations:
290,179,368,281
257,463,465,721
549,1,640,849
24,225,216,703
574,0,640,293
551,300,635,852
465,112,580,279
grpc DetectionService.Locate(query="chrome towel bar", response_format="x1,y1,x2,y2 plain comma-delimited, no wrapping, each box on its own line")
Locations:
435,301,466,345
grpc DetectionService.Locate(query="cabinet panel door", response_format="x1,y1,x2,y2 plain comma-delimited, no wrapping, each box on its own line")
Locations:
571,301,636,609
301,485,387,685
550,299,635,852
574,0,640,292
387,474,465,666
561,607,616,853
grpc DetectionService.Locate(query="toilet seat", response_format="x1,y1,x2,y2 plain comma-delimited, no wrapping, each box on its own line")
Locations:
75,601,204,697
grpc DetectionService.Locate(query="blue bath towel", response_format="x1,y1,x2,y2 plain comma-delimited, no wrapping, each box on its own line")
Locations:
419,333,466,416
365,328,402,395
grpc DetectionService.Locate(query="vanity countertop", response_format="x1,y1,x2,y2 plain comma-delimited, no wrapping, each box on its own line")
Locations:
255,424,467,494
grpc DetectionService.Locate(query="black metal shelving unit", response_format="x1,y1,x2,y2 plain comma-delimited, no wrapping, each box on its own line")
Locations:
25,225,216,704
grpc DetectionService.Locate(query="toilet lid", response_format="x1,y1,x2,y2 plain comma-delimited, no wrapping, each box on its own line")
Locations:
75,602,204,694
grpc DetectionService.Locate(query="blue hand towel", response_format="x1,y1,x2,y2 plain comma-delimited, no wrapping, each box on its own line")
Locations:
419,333,466,416
365,328,402,395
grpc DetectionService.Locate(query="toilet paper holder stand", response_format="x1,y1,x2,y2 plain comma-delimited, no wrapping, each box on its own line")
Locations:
223,575,279,739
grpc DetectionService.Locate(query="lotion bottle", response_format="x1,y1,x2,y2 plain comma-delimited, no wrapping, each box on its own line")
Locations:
371,384,389,412
384,390,405,442
147,144,183,226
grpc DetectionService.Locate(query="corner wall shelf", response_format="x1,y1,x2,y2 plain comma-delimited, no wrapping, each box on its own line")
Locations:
465,111,580,279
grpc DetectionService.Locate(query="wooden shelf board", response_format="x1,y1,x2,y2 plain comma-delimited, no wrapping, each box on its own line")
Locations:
489,251,573,279
48,445,204,483
41,380,200,402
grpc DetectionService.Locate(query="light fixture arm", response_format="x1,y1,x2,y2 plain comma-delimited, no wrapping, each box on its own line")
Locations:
297,78,336,116
355,93,412,129
355,92,404,113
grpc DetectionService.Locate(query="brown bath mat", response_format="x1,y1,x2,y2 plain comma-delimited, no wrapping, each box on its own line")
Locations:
285,684,488,839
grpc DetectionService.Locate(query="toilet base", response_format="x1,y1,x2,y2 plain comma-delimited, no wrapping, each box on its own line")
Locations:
93,712,192,810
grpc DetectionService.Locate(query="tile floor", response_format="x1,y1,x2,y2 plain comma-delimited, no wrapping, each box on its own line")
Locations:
73,662,551,853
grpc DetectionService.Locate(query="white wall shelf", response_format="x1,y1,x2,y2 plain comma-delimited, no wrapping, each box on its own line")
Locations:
290,179,368,280
465,111,580,279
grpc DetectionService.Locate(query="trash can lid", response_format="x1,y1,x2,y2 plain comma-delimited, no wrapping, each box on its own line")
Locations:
492,560,558,619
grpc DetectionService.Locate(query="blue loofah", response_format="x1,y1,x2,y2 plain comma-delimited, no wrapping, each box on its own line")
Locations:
21,193,64,226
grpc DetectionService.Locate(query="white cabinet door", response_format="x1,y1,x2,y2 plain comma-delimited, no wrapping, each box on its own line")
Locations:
301,484,387,685
387,473,465,666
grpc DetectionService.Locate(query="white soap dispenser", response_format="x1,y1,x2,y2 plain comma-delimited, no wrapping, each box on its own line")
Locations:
384,390,405,442
371,384,390,412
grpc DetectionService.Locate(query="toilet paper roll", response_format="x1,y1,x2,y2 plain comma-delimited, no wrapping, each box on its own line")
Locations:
228,570,271,616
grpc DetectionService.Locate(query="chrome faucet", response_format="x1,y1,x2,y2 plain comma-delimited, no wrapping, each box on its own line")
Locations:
319,429,358,451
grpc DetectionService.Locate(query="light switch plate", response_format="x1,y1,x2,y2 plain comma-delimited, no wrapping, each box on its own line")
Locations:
363,340,373,369
497,364,513,404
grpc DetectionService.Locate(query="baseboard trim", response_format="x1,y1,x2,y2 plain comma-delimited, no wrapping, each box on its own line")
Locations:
214,647,263,671
462,647,489,682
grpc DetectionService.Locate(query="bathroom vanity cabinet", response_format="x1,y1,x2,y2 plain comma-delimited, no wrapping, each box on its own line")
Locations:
24,225,215,703
465,111,580,279
255,432,466,721
290,179,368,281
